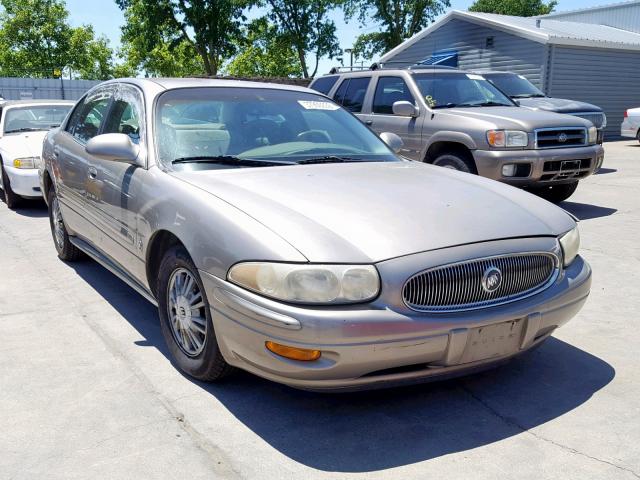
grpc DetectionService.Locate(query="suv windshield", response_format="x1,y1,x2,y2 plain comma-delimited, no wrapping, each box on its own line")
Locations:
483,73,546,98
4,105,72,133
412,72,514,109
156,87,398,169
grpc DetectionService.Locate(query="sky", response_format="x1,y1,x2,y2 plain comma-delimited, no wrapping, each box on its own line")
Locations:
66,0,618,76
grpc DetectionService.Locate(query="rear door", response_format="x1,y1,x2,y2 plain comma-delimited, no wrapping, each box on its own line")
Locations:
359,76,423,160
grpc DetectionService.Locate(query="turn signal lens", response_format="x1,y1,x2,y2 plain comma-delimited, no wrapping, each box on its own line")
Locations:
265,341,321,361
13,156,40,169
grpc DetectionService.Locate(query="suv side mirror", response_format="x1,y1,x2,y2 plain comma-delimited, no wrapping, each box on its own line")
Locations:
392,101,419,117
86,133,139,163
380,132,404,153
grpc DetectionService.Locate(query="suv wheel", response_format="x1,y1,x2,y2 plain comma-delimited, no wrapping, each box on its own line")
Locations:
636,129,640,143
157,245,234,382
48,189,82,261
432,152,476,174
532,181,579,203
1,164,20,209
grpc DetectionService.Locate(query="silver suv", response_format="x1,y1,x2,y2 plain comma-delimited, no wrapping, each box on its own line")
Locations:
310,67,605,203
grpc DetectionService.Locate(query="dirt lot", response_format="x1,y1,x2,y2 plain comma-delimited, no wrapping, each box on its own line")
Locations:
1,140,638,480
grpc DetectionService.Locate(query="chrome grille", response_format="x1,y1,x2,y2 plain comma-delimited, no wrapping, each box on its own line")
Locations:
402,253,559,312
570,112,605,129
535,127,587,149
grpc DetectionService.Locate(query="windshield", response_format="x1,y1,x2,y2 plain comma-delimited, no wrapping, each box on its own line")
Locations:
483,73,545,98
412,73,514,109
3,105,72,133
156,87,398,169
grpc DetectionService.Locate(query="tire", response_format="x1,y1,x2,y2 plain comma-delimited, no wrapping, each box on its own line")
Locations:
157,245,234,382
1,164,21,209
432,152,476,174
636,129,640,143
47,188,82,261
532,181,579,203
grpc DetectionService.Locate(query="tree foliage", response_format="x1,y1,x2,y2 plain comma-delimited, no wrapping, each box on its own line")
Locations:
346,0,450,60
468,0,556,16
116,0,249,76
0,0,116,79
262,0,342,78
226,18,302,77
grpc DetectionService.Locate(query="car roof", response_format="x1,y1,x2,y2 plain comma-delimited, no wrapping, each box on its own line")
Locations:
474,71,516,75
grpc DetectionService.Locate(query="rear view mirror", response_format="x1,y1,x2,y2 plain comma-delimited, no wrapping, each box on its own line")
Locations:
392,101,419,117
86,133,139,163
380,132,404,153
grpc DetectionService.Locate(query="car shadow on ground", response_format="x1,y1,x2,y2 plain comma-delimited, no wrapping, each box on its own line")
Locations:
2,198,48,218
560,201,617,220
70,259,616,473
595,167,617,175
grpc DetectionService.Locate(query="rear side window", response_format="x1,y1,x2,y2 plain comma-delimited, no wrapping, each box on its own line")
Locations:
332,80,348,105
372,77,415,114
339,77,370,113
310,76,339,95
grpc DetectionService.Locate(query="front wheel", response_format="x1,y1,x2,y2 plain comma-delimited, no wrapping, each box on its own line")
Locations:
157,246,233,382
532,181,579,203
432,152,476,174
1,165,20,209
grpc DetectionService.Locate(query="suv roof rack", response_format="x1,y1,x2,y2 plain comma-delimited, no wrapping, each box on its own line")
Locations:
327,63,381,74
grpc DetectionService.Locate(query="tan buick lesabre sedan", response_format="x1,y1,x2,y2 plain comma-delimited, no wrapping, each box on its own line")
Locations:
40,78,591,391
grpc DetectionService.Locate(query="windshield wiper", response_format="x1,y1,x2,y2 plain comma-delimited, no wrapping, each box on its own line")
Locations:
297,156,357,165
511,94,546,99
4,127,45,133
171,155,292,167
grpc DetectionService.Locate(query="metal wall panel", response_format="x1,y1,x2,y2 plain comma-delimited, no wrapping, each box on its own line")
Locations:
382,18,547,88
548,46,640,136
0,77,101,101
544,2,640,34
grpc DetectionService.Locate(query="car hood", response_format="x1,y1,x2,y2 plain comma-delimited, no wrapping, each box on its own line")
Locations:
441,106,592,130
517,97,603,114
0,130,48,157
171,161,574,263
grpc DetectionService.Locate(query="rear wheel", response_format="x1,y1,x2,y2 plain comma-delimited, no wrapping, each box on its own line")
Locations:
532,181,579,203
432,152,476,174
157,245,234,382
47,188,82,261
1,164,20,209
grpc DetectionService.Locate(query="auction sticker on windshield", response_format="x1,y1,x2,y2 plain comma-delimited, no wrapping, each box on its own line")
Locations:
466,74,485,80
298,100,340,110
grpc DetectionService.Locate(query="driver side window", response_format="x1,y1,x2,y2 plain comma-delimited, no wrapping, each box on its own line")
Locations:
67,92,111,144
102,93,142,144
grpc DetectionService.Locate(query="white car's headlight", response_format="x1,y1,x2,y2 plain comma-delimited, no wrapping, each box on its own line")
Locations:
13,156,40,169
487,130,528,148
587,126,598,144
228,262,380,304
559,226,580,267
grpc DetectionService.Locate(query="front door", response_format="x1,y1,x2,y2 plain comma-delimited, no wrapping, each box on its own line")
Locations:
359,76,423,160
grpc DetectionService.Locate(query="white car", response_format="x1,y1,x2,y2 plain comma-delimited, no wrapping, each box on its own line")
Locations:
621,107,640,143
0,100,74,208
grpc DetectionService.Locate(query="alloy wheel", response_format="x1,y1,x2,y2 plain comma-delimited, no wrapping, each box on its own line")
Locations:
167,267,207,357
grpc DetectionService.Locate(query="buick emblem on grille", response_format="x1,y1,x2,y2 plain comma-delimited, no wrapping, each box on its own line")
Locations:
558,132,568,143
482,266,503,293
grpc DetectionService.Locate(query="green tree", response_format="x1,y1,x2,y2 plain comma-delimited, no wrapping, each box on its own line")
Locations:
262,0,342,78
0,0,116,79
468,0,556,16
116,0,249,76
226,18,302,77
346,0,450,60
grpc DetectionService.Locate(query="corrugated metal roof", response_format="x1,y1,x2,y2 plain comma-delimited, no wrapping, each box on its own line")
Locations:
541,0,640,34
380,10,640,63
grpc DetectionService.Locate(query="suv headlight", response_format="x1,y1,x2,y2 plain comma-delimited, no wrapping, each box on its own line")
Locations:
487,130,528,147
228,262,380,304
13,156,40,169
587,126,598,144
559,226,580,267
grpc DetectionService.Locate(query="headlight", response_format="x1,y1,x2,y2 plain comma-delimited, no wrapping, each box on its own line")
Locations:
487,130,528,147
228,262,380,304
13,156,40,169
601,114,607,128
587,126,598,144
559,226,580,267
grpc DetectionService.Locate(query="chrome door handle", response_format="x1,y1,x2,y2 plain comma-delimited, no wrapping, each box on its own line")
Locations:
88,167,98,179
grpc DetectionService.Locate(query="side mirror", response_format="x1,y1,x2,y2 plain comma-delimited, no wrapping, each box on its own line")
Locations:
86,133,139,163
380,132,404,153
392,100,419,117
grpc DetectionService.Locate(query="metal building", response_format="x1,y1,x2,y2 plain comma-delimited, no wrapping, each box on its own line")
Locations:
0,78,101,102
542,0,640,34
378,8,640,136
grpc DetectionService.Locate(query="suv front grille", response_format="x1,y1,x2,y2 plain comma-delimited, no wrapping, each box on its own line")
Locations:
402,253,559,312
570,112,605,129
535,127,587,149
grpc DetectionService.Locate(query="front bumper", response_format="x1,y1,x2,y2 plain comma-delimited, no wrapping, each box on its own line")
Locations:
473,144,604,187
3,165,42,198
621,119,639,139
200,239,592,391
